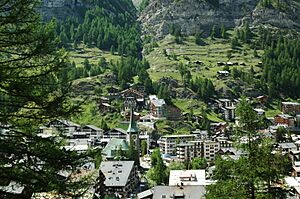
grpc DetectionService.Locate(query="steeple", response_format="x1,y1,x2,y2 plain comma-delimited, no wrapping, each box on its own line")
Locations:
127,107,138,134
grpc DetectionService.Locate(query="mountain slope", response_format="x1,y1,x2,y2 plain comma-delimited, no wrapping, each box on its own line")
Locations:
139,0,300,39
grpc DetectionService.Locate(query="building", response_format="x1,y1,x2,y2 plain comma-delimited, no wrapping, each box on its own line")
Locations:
82,125,103,139
217,70,229,78
149,95,166,118
46,119,81,138
176,140,220,162
254,108,265,116
166,105,182,121
281,102,300,114
103,128,128,140
137,185,206,199
97,161,139,198
158,134,195,155
102,138,129,160
274,114,295,127
169,170,210,186
277,142,297,152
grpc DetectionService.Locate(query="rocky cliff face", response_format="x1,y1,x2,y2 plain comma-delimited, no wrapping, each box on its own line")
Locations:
138,0,300,39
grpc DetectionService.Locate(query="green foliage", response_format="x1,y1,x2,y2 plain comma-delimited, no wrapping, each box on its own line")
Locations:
0,0,92,197
208,99,291,198
258,31,300,99
147,148,168,186
139,0,150,11
189,77,215,102
56,0,142,58
191,157,207,169
141,140,148,156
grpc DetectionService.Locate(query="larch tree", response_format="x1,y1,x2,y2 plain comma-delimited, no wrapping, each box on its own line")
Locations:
0,0,92,198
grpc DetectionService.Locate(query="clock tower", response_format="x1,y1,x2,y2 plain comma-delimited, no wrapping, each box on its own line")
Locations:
127,107,140,163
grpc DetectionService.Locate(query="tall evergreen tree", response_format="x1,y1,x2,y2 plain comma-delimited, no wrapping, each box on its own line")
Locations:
0,1,91,198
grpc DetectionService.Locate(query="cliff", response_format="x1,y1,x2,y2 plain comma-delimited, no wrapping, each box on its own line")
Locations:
138,0,300,39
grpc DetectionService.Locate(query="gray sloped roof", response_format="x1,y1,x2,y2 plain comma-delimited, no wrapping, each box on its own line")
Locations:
100,161,135,187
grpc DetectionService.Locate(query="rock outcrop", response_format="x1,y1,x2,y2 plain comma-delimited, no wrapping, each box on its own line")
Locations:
138,0,300,39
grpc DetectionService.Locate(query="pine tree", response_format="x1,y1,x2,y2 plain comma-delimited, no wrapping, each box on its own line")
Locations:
0,1,92,198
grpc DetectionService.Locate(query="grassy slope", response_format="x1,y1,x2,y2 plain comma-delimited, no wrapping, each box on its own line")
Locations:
146,32,263,90
68,43,121,67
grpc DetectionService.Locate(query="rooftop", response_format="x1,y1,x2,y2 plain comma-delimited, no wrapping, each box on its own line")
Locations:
138,185,206,199
100,161,135,187
102,138,129,158
169,170,208,186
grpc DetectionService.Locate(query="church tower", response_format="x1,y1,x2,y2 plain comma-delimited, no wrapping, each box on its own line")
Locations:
127,107,140,163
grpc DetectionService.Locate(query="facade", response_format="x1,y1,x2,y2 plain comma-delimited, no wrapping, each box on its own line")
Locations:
97,161,139,198
166,105,182,121
274,114,295,127
176,140,220,162
158,134,195,155
281,102,300,114
149,95,166,118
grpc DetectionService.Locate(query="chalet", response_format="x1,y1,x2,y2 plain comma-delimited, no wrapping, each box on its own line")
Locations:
166,105,182,121
99,102,115,113
82,125,103,139
226,62,233,66
274,114,295,127
149,95,166,118
120,88,144,99
103,128,128,140
281,102,300,114
107,86,120,98
97,161,139,198
217,70,229,78
217,62,225,66
254,108,265,116
256,95,268,104
46,119,81,138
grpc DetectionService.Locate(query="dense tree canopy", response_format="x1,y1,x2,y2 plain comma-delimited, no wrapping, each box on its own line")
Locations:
0,0,92,198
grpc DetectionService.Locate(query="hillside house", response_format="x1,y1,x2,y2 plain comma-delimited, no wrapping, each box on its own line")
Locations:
274,114,295,127
149,95,166,118
281,102,300,114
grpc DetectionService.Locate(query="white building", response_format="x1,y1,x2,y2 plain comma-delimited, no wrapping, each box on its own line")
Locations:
158,134,195,155
169,170,213,186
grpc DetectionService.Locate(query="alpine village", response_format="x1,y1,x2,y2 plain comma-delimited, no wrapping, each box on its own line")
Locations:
1,0,300,199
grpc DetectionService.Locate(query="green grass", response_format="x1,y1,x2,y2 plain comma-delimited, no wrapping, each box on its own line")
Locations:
207,112,224,122
68,43,121,67
173,99,207,115
146,33,263,92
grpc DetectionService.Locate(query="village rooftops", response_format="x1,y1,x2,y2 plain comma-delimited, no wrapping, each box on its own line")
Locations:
100,161,134,187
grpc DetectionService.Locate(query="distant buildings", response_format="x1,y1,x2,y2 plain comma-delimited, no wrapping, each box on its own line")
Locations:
158,134,195,155
281,102,300,115
176,140,220,162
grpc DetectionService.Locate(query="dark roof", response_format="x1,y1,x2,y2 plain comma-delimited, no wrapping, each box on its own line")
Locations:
127,108,138,134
